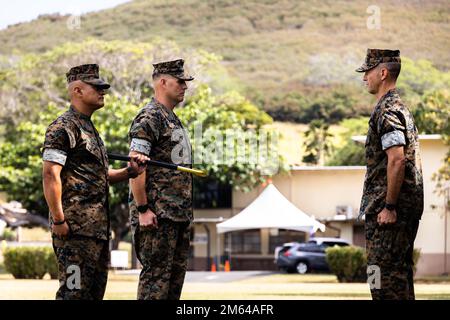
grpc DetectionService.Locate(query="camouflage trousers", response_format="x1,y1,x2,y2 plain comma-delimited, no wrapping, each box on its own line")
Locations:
52,236,110,300
134,218,191,300
365,213,420,300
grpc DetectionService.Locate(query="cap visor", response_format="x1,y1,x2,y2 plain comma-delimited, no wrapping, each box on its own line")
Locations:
355,65,372,73
172,74,194,81
355,62,380,73
83,79,111,89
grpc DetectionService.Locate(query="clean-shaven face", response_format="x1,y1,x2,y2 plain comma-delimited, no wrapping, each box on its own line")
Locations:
362,65,383,95
165,75,188,104
81,82,107,109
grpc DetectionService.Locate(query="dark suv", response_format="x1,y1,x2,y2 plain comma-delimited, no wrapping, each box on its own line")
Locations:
275,237,350,274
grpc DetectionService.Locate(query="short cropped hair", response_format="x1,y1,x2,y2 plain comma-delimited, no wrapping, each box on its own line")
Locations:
152,73,162,81
381,62,401,81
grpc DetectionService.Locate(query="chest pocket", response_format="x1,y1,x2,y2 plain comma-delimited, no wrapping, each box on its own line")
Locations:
156,118,191,165
80,129,107,166
170,120,192,165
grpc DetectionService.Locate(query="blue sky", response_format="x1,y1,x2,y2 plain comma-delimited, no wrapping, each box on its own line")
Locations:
0,0,130,30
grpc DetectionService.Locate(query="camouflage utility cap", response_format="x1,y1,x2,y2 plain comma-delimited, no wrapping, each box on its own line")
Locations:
152,59,194,81
356,49,401,73
66,64,110,89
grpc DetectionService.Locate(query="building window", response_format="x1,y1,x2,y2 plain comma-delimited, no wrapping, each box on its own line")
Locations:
269,229,306,253
225,230,261,254
193,178,232,209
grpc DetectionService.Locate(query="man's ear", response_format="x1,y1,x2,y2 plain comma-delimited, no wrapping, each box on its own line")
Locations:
73,85,83,96
380,66,389,81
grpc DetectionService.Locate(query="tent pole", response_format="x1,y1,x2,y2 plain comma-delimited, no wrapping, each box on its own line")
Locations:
216,230,221,271
228,233,232,268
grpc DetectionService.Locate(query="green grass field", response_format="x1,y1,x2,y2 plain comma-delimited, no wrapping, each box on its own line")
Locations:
1,273,450,300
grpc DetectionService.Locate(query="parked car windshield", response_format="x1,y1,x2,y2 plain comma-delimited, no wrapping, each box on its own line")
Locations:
322,242,349,247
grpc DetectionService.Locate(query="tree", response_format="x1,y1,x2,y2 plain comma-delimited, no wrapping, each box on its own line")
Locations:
413,89,450,200
0,39,287,247
302,119,334,165
92,96,144,249
327,117,369,166
0,38,226,126
178,85,288,193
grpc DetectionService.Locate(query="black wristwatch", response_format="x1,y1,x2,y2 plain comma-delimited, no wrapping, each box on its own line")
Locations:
137,204,149,214
53,219,66,226
127,166,138,179
385,203,397,211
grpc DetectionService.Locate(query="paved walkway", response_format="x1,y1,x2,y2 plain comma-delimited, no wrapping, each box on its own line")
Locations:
114,270,276,282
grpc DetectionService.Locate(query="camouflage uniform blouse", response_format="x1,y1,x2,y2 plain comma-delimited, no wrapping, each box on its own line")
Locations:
359,89,424,220
42,106,110,240
128,98,193,223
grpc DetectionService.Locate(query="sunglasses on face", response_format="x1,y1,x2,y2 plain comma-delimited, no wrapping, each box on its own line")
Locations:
89,85,108,93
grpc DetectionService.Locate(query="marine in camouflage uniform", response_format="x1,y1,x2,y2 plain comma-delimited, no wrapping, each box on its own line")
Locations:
42,64,145,300
128,59,194,300
356,49,424,300
44,105,110,300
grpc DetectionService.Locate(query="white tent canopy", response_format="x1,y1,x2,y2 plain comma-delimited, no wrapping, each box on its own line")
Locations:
216,183,326,234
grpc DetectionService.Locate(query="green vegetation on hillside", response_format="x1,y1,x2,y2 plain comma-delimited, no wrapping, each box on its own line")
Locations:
0,0,448,123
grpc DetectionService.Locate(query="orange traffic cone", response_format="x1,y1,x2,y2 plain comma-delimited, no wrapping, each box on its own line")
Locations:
211,263,216,272
224,260,231,272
